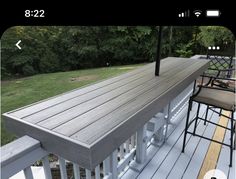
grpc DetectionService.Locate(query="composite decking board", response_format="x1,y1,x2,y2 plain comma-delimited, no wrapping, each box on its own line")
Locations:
121,104,194,179
227,113,235,179
182,111,220,179
228,156,235,179
23,58,184,125
23,64,158,123
165,109,214,179
136,104,207,179
152,108,214,179
198,111,229,179
31,70,156,124
1,135,42,166
3,115,91,169
39,58,188,129
53,60,192,135
121,106,235,179
4,57,209,170
71,60,207,144
7,61,155,118
216,118,231,177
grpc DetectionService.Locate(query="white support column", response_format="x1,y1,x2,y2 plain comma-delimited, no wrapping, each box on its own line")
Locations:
129,124,148,172
73,163,80,179
151,112,165,146
59,157,68,179
42,156,52,179
23,166,33,179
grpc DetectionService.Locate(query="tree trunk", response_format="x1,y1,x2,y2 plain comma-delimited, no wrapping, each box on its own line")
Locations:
168,26,173,56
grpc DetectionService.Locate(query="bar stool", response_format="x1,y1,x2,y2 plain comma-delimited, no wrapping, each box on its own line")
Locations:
182,85,235,167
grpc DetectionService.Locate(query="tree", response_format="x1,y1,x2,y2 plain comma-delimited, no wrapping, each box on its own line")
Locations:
1,26,235,79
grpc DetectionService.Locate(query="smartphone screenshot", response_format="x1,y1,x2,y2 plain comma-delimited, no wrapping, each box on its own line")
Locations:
1,6,235,179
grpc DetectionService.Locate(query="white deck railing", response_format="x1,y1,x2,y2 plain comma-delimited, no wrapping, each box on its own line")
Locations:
1,82,194,179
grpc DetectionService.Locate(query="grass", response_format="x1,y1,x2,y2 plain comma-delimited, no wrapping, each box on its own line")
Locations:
1,63,145,146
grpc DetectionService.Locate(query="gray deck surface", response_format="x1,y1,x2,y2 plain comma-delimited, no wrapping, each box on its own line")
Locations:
3,57,209,169
121,103,235,179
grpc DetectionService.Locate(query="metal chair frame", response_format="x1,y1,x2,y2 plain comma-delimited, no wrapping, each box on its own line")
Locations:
182,83,235,167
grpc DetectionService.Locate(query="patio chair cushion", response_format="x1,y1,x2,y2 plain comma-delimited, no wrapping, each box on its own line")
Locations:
193,88,235,111
213,79,235,91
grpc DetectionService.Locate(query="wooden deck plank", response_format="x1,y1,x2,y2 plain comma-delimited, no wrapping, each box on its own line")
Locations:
41,59,189,130
228,156,235,179
152,106,213,179
53,60,191,135
215,117,231,176
198,111,230,179
25,58,185,126
121,106,234,179
182,111,221,179
122,103,192,179
24,69,155,122
166,108,214,179
24,65,158,121
228,113,235,179
9,58,177,120
136,104,206,179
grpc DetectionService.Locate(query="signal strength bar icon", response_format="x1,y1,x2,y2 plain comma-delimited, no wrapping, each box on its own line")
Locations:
178,10,190,17
193,10,202,17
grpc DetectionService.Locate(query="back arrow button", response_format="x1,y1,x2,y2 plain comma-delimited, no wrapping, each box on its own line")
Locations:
16,40,22,50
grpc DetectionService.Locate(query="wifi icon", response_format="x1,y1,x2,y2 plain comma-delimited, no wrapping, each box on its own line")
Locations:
194,10,202,17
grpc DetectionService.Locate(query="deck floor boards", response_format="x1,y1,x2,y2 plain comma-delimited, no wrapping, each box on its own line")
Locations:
216,117,231,177
121,104,235,179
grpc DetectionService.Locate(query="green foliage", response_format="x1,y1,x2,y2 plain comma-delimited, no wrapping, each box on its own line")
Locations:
175,41,194,57
198,26,235,47
22,64,36,76
1,26,235,79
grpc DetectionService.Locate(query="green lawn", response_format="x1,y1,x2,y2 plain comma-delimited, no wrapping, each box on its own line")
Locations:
1,64,145,146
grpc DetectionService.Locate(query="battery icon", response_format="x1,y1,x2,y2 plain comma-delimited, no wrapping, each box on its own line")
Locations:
206,10,220,17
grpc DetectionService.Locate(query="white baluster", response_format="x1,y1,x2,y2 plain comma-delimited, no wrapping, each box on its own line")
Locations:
73,163,80,179
131,135,135,149
86,169,91,179
110,150,118,179
95,165,100,179
42,156,52,179
103,156,111,176
23,166,33,179
59,157,68,179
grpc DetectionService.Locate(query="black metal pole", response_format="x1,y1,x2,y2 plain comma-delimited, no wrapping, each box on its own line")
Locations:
155,26,163,76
